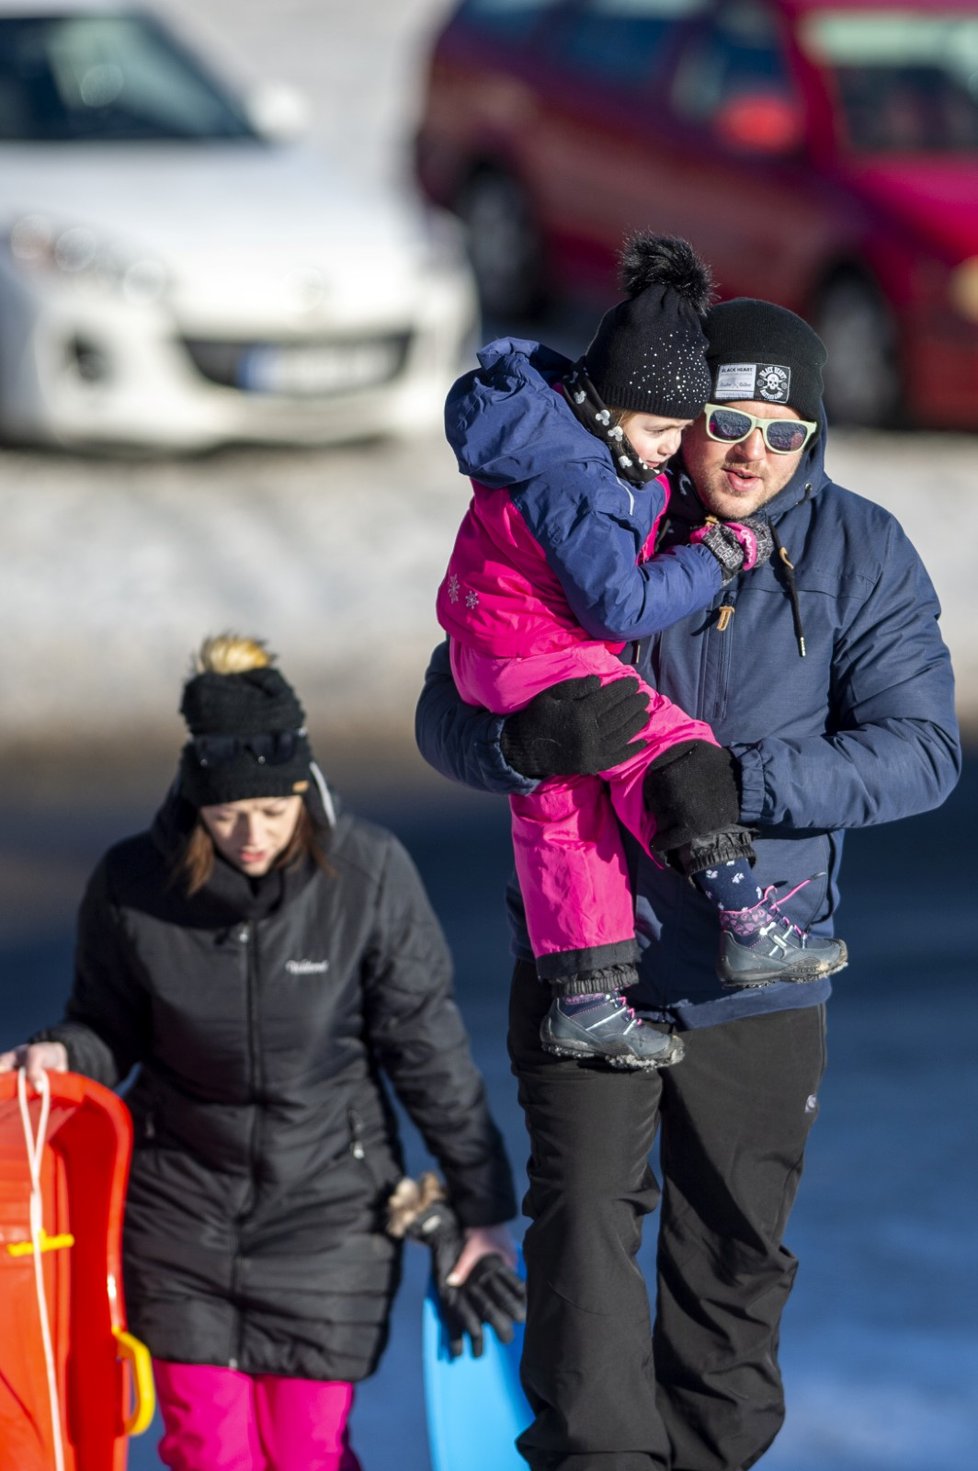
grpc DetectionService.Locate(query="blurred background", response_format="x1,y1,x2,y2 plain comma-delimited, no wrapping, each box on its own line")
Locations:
1,2,976,1468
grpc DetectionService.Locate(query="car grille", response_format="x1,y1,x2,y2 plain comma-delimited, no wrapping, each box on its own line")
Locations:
180,333,413,397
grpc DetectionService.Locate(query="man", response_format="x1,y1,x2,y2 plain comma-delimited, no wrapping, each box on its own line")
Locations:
415,299,960,1471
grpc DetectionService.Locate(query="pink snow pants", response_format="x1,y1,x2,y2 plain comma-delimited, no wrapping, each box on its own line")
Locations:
153,1360,362,1471
450,640,716,978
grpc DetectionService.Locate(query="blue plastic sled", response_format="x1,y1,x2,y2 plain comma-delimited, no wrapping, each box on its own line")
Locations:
422,1258,530,1471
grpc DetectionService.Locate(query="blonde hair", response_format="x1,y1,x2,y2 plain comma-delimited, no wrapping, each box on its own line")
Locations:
193,634,273,677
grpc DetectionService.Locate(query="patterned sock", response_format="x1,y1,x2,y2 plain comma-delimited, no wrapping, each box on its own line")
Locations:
557,992,613,1013
693,858,763,913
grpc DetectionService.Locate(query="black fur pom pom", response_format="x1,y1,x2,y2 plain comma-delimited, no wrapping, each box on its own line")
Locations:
618,233,714,314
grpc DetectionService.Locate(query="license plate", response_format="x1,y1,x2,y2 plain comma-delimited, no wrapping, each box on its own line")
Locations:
239,339,402,396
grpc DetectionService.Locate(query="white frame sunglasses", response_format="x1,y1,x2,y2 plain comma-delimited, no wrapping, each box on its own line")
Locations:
703,403,818,455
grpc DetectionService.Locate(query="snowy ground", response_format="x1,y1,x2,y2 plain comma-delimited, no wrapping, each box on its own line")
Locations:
5,422,975,753
3,3,977,1468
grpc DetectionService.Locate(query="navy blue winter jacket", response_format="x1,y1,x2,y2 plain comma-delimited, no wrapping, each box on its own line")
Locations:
416,343,961,1028
437,338,723,654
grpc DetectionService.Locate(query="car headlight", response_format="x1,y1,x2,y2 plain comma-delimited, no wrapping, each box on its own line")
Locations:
948,257,978,323
6,214,169,304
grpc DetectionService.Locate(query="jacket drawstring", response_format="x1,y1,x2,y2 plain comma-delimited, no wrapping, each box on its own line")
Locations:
772,486,811,658
777,543,806,658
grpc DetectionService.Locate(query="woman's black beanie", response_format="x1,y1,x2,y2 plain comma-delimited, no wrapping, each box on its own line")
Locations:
582,233,714,418
178,664,314,808
704,298,827,425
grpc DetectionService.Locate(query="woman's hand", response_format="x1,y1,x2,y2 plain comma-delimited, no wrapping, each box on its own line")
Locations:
385,1176,525,1356
446,1224,526,1353
0,1041,69,1090
446,1222,518,1285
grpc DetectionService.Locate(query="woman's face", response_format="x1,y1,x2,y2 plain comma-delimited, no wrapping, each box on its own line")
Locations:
618,411,692,472
199,796,303,876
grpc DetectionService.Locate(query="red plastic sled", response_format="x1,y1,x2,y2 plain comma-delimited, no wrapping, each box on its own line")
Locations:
0,1070,154,1471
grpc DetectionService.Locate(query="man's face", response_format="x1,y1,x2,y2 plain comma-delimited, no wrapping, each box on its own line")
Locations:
681,400,809,520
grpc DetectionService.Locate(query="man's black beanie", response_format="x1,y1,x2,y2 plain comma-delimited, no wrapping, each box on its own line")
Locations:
704,298,827,425
582,234,713,418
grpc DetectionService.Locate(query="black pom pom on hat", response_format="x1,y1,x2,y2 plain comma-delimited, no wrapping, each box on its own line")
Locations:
582,233,714,419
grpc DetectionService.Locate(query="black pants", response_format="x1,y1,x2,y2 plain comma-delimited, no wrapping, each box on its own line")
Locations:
508,960,827,1471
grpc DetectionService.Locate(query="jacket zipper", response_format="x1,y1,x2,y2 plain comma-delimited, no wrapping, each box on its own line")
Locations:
230,920,259,1371
348,1108,366,1161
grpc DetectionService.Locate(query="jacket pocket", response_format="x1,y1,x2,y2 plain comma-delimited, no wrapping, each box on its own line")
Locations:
347,1108,401,1201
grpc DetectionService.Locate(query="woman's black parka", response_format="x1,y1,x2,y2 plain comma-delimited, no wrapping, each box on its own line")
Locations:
37,789,516,1382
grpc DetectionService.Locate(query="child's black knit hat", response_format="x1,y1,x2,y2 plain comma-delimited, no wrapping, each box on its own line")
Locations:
582,234,713,419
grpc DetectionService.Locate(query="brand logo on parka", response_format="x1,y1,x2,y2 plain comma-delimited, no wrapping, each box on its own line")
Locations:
286,958,329,974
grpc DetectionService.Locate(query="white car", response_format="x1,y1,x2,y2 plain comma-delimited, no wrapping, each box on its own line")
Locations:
0,1,479,451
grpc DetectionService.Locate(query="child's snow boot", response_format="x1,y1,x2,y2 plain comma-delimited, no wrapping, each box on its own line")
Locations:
540,994,684,1069
718,879,847,988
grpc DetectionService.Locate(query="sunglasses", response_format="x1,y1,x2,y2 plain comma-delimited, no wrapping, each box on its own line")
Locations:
704,404,817,455
191,731,304,768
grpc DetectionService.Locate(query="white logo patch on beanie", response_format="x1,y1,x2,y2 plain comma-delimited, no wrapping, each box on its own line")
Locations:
714,362,791,404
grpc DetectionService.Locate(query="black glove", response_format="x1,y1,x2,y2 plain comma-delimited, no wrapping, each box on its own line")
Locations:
500,673,650,778
690,514,774,584
459,1252,526,1350
386,1174,525,1359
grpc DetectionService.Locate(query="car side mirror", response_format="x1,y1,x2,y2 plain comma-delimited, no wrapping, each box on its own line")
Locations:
244,81,311,141
713,92,805,155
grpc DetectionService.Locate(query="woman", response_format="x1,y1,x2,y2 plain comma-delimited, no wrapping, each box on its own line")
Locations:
0,634,519,1471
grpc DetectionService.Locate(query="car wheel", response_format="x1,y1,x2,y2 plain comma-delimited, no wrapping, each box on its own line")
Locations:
814,275,902,427
457,169,546,321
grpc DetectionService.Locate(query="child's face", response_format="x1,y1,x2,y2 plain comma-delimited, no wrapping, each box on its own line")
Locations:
618,412,692,472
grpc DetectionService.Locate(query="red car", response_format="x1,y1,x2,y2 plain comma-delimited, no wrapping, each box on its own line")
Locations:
414,0,978,429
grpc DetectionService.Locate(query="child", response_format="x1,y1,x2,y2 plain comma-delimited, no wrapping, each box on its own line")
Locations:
437,235,847,1070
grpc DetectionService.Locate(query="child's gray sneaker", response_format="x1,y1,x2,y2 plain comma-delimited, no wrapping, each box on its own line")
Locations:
718,880,848,989
540,995,684,1070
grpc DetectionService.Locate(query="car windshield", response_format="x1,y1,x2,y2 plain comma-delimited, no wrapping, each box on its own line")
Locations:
0,11,258,142
801,9,978,154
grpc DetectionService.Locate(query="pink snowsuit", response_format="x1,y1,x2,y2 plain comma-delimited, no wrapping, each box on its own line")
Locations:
153,1360,360,1471
438,449,720,983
